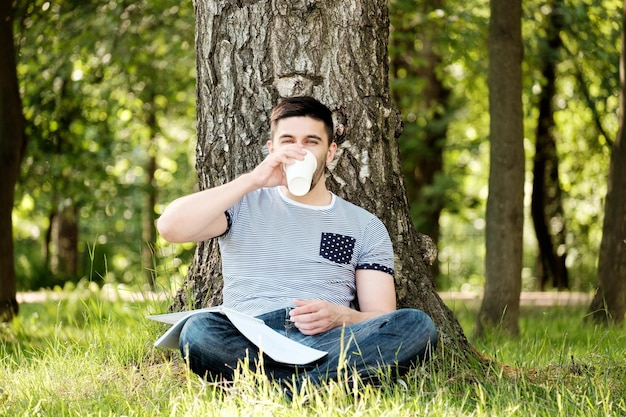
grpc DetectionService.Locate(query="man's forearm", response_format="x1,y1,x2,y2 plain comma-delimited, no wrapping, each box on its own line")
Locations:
157,172,258,242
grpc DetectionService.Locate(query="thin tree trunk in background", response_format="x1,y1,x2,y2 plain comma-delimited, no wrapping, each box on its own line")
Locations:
586,0,626,324
50,203,79,278
0,1,25,321
142,94,158,290
531,0,569,291
174,0,481,363
143,151,158,289
477,0,525,336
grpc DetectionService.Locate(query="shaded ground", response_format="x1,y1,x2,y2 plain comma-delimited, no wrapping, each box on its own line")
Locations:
439,291,592,307
17,288,592,306
16,287,170,304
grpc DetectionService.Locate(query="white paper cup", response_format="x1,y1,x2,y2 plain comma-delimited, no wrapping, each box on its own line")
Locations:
284,150,317,196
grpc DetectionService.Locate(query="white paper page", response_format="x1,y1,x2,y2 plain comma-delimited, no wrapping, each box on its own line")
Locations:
147,307,221,325
220,307,327,365
147,307,327,365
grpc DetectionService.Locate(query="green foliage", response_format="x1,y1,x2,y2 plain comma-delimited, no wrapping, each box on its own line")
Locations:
389,0,489,236
9,0,622,293
389,0,621,291
12,0,197,289
521,0,620,290
1,290,624,416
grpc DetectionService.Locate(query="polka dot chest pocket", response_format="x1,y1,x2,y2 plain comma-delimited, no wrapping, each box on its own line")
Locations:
319,232,356,265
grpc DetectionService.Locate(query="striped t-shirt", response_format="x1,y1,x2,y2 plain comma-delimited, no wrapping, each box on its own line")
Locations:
219,187,395,317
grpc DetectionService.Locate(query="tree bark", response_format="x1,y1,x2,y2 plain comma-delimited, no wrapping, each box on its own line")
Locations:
477,0,525,336
142,92,158,290
49,203,79,278
0,1,26,321
586,0,626,324
173,0,480,363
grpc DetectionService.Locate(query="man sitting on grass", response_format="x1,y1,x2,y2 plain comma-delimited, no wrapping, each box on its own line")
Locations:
157,95,438,390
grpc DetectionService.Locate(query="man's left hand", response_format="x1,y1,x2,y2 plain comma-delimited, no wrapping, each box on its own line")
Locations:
289,299,352,335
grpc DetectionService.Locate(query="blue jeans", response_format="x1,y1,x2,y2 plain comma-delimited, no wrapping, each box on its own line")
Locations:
179,308,438,386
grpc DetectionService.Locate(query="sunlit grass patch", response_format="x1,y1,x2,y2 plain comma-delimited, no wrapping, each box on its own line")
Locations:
1,286,625,416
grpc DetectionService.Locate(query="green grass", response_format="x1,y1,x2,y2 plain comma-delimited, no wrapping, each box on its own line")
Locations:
1,284,625,416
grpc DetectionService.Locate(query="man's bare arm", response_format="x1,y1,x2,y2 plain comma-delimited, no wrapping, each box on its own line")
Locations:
289,270,396,335
156,173,257,243
157,144,307,243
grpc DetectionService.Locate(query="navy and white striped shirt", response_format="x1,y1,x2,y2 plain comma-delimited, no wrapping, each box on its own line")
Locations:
219,187,395,316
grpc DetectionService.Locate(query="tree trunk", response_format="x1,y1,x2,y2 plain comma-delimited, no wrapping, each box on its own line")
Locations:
142,94,158,290
173,0,480,363
586,0,626,324
49,203,79,278
143,150,158,290
477,0,524,336
0,1,25,321
531,0,569,291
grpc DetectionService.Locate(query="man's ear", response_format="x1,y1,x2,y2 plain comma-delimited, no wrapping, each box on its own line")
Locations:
266,140,274,153
326,142,337,164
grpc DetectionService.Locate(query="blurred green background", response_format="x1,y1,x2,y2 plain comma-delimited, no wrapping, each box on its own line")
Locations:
11,0,619,294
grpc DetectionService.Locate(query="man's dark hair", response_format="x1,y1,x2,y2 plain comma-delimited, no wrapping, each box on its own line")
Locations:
270,96,334,143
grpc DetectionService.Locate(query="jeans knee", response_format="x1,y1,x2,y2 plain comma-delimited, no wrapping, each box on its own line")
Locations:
397,309,438,348
178,313,243,380
179,314,200,349
178,313,223,356
419,310,439,345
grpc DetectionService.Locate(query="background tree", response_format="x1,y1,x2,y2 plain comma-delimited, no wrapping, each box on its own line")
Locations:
586,0,626,324
173,0,479,361
476,0,525,335
528,0,620,291
0,1,26,321
531,0,569,291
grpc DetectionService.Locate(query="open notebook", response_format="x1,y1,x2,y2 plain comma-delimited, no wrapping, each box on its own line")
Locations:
147,306,328,365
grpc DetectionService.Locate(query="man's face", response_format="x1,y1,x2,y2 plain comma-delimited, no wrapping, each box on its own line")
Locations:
268,116,337,190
